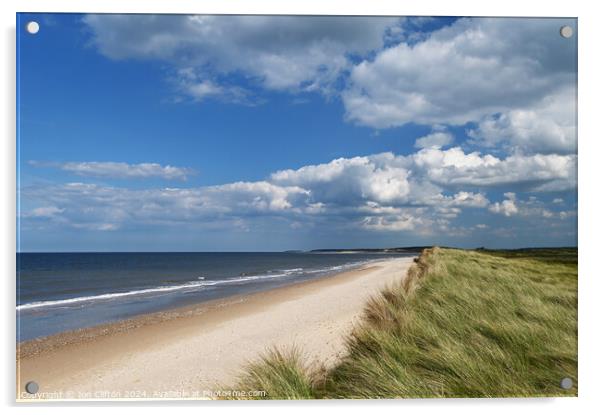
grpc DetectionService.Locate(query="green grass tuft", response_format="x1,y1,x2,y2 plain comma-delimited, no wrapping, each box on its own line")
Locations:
228,347,315,399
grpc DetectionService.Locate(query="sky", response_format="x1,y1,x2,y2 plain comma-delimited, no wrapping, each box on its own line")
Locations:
17,14,577,252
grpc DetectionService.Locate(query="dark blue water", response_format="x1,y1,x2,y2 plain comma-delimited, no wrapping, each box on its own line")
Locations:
17,252,412,341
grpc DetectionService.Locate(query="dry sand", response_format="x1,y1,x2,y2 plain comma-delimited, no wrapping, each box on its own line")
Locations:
17,256,415,400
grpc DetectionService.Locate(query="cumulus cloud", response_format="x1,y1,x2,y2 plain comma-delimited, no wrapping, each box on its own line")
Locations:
448,191,489,207
173,69,257,105
30,161,194,180
270,153,486,213
269,148,574,226
411,147,576,191
270,154,411,205
342,18,576,132
414,131,454,149
489,192,519,216
488,192,572,220
83,14,400,95
361,211,426,232
467,86,576,155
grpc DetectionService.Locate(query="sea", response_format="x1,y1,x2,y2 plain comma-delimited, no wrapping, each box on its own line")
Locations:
17,251,414,341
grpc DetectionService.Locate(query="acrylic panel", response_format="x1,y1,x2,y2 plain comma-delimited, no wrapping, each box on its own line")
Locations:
16,13,577,400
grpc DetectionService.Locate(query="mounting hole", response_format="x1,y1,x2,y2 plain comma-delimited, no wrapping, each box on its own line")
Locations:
560,377,573,390
25,381,39,394
26,21,40,35
560,25,573,39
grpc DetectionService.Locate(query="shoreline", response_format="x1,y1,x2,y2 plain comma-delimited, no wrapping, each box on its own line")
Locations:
17,257,397,356
17,256,415,400
17,254,406,341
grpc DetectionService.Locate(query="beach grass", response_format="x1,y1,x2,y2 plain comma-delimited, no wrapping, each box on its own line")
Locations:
228,247,578,399
223,347,315,400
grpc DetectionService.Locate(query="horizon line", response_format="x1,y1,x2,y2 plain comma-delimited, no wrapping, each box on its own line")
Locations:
16,245,578,254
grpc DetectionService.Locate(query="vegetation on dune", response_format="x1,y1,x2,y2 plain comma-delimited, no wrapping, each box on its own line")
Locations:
223,347,315,400
227,247,578,399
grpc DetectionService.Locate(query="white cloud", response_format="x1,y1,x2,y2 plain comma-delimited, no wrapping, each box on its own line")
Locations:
342,18,576,130
449,191,489,208
489,193,519,216
488,192,569,219
202,181,310,212
489,200,518,216
73,222,119,231
271,154,411,205
435,207,462,219
184,79,222,100
411,147,576,191
468,86,576,154
23,206,65,218
414,131,454,149
270,152,498,211
361,212,425,232
173,69,255,104
559,210,576,220
83,15,400,94
30,161,194,180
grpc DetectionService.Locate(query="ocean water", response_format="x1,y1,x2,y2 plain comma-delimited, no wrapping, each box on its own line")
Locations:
17,252,413,341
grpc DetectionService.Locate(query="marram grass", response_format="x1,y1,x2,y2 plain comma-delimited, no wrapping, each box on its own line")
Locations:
227,247,577,399
223,347,315,400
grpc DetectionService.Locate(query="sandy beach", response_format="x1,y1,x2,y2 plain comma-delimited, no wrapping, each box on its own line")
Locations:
17,256,415,400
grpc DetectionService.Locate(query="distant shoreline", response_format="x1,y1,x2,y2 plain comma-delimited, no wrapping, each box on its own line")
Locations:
17,246,577,254
309,247,428,253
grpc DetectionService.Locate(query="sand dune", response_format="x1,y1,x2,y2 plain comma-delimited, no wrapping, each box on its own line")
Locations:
17,257,415,400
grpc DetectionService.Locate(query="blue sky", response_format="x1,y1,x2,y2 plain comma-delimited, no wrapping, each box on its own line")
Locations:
17,14,577,252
